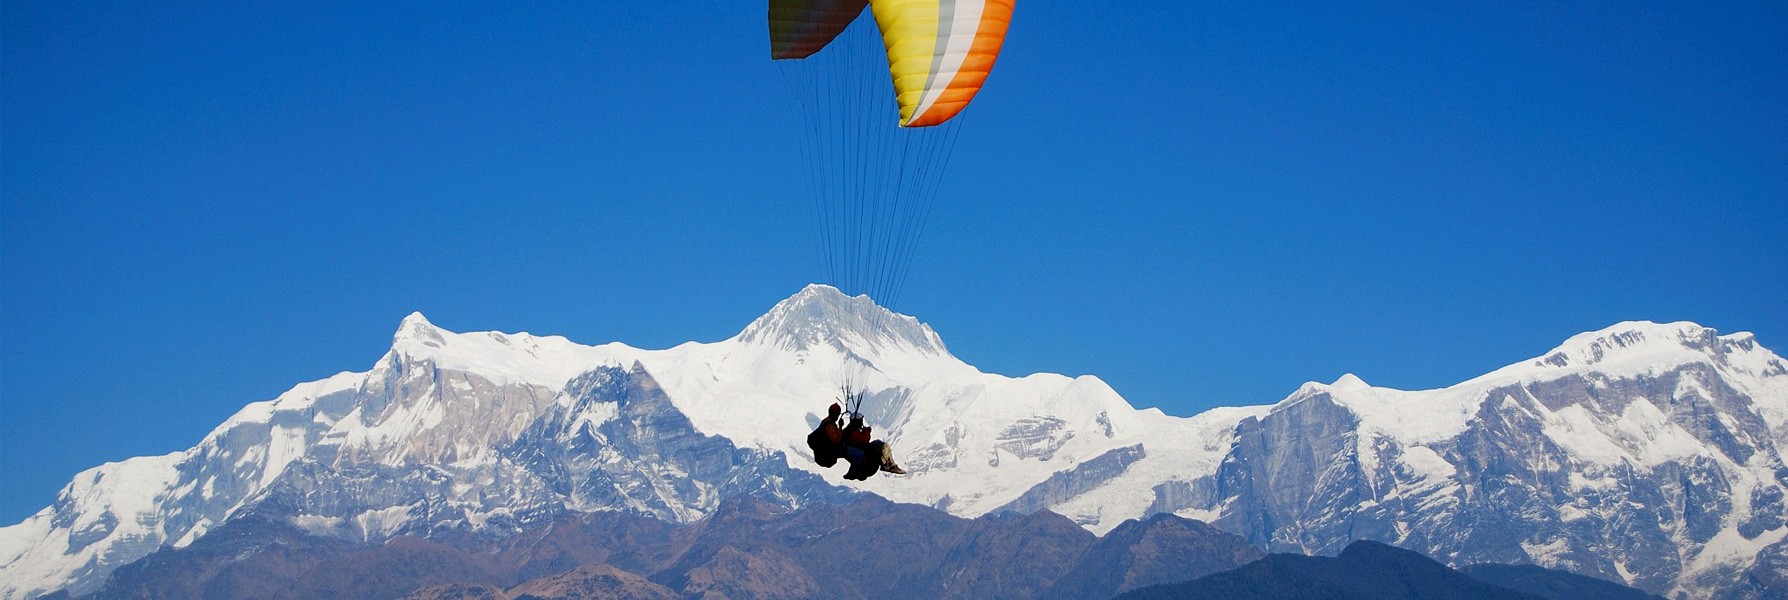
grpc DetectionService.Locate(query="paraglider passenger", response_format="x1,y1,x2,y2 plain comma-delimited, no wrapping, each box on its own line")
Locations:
842,412,905,479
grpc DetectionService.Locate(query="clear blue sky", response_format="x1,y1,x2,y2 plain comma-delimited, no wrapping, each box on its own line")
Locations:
3,2,1784,523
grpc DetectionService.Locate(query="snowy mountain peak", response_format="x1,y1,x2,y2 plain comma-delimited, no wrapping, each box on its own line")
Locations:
1330,373,1370,391
1513,320,1780,379
394,311,446,348
735,284,946,356
383,313,628,389
1284,373,1371,403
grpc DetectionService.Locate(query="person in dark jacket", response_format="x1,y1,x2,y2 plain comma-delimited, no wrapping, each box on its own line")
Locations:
807,403,847,467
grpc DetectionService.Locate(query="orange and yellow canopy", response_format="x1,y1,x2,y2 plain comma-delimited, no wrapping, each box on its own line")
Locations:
770,0,1014,128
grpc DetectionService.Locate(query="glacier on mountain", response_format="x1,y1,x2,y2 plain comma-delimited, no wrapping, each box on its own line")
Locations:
2,286,1785,599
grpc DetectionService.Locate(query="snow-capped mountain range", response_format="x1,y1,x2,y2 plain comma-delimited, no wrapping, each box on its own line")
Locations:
3,285,1785,599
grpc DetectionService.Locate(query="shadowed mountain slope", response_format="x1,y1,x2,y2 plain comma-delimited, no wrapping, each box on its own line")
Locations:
66,496,1263,600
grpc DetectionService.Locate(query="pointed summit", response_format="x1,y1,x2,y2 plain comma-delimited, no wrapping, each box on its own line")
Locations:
1330,373,1370,391
736,284,946,355
394,311,447,349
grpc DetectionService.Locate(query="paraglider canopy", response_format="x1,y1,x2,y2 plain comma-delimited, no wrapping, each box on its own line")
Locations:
770,0,1015,127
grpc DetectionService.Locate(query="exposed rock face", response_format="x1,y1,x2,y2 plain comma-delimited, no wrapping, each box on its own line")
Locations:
237,361,851,552
503,364,854,523
1211,391,1368,550
994,416,1074,461
1724,537,1788,600
995,444,1146,517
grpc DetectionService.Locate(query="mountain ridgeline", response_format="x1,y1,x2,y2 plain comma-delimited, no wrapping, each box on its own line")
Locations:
55,497,1661,600
3,285,1785,599
63,496,1266,600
